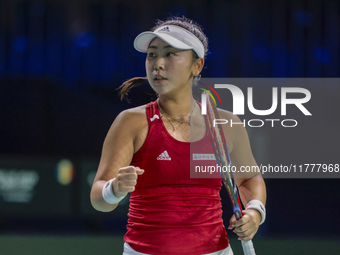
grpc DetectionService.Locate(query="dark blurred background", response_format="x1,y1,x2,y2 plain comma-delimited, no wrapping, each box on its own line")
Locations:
0,0,340,254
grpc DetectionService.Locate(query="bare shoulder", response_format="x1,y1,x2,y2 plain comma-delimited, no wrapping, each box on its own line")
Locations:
116,104,147,123
127,104,147,114
216,108,247,153
217,108,241,122
112,105,147,130
106,104,148,140
109,104,148,153
216,108,244,134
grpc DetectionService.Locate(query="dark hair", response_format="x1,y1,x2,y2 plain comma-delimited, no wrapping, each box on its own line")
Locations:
118,16,209,100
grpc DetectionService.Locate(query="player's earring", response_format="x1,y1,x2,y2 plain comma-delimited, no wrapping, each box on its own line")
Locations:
194,74,201,83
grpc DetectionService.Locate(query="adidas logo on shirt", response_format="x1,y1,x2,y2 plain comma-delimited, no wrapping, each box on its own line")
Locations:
157,150,171,160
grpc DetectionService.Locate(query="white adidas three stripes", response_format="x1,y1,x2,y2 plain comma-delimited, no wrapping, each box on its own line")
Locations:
157,150,171,160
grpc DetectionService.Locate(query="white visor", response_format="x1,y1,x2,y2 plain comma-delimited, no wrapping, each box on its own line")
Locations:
134,25,205,58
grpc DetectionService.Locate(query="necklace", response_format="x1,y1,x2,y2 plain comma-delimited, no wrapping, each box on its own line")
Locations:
157,100,196,131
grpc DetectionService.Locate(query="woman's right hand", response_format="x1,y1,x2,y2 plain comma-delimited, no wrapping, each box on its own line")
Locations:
113,166,145,198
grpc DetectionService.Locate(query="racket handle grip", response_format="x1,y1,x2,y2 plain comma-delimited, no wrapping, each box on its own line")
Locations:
235,210,242,220
241,240,256,255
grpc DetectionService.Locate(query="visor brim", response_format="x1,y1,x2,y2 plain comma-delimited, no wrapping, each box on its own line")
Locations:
134,31,194,53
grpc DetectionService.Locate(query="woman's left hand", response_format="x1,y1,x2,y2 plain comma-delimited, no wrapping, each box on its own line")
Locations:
228,209,262,241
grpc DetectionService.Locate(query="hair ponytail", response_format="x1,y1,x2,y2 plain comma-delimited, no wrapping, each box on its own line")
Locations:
118,77,148,100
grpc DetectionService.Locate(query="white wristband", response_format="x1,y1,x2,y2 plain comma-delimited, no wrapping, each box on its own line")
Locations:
102,178,126,204
246,199,266,225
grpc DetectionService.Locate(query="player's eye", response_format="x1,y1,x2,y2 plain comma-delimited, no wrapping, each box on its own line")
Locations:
166,52,175,57
148,52,156,58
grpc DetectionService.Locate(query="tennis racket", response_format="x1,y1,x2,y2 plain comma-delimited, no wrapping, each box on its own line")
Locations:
203,91,256,255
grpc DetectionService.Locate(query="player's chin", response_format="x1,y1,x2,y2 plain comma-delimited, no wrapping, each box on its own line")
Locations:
150,83,171,95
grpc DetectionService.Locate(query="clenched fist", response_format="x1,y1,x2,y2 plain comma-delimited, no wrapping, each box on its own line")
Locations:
112,166,144,198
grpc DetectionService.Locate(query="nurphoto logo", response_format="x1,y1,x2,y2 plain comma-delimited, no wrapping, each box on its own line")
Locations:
199,83,312,128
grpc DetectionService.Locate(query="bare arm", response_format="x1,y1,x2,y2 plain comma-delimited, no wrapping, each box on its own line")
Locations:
219,110,266,241
90,107,148,212
228,114,266,207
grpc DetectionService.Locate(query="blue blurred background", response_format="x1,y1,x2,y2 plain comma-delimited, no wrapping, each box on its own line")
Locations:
0,0,340,254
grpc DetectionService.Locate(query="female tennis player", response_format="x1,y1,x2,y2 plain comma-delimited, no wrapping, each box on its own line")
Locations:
90,16,266,255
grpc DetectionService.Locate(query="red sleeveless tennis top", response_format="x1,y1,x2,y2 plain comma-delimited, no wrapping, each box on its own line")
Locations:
124,100,229,255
